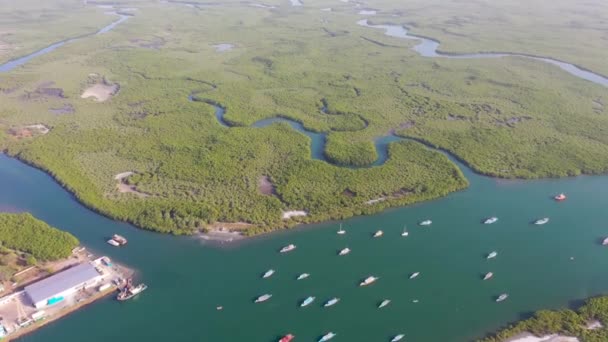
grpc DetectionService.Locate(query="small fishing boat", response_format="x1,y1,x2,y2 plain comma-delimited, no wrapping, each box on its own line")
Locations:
297,273,310,280
391,334,405,342
401,225,409,237
117,279,147,301
280,244,296,253
112,234,128,245
254,294,272,303
319,332,336,342
360,276,379,286
337,224,346,235
263,269,275,278
373,230,383,238
554,193,567,201
534,217,549,225
603,237,608,246
484,217,498,224
483,272,493,280
487,251,497,259
412,299,419,303
378,299,391,308
107,239,120,247
324,297,340,307
409,272,420,279
300,296,315,307
338,247,351,256
496,293,509,302
216,306,223,310
419,220,432,226
279,334,295,342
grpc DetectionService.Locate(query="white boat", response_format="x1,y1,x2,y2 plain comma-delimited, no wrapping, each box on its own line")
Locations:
338,247,351,256
496,293,508,302
254,294,272,303
484,217,498,224
391,334,405,342
107,239,120,247
401,225,409,237
373,230,383,238
319,332,336,342
360,276,379,286
337,224,346,235
483,272,493,280
603,237,608,246
534,217,549,225
487,251,497,259
324,297,340,307
262,269,275,278
300,296,315,307
297,273,310,280
419,220,432,226
409,272,420,279
378,299,391,308
280,244,296,253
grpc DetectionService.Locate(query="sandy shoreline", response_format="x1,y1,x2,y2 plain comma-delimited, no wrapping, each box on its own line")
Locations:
504,332,579,342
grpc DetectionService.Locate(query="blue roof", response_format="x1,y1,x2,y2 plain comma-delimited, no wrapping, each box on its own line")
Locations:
25,263,100,304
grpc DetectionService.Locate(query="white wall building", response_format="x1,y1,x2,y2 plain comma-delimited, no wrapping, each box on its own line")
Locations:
24,263,102,309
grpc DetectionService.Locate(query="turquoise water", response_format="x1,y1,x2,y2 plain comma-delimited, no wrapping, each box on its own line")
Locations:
2,153,608,342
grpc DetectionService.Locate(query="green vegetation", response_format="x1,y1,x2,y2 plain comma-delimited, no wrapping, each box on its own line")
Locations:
481,296,608,342
0,213,79,261
0,0,606,234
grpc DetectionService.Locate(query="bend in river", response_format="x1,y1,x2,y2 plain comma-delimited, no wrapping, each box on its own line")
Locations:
357,19,608,87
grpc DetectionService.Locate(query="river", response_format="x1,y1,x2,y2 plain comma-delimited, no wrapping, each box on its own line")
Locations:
2,6,608,342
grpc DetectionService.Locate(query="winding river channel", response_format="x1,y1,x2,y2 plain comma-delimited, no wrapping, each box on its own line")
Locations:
2,6,608,342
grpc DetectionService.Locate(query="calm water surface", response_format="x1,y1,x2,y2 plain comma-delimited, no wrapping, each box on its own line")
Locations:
1,152,608,342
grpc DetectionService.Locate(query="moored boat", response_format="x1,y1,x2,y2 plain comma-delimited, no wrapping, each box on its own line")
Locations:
117,279,147,301
554,193,567,201
487,251,497,259
483,272,493,280
378,299,391,308
324,297,340,307
107,239,120,247
401,225,409,236
534,217,549,225
391,334,405,342
263,269,275,278
337,223,346,235
496,293,508,302
603,237,608,246
338,247,351,256
112,234,127,245
280,244,296,253
297,273,310,280
373,230,383,238
360,276,379,286
254,294,272,303
318,332,336,342
300,296,315,307
484,217,498,224
409,272,420,279
419,220,432,226
279,334,295,342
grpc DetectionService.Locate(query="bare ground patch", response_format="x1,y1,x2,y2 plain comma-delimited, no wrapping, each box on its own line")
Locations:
7,124,50,139
114,172,149,198
81,81,119,102
258,175,276,195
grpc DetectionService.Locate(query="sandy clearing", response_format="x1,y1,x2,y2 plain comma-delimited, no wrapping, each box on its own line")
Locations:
81,83,119,102
113,172,148,198
504,333,579,342
24,124,50,134
212,43,234,52
282,210,307,219
258,175,275,195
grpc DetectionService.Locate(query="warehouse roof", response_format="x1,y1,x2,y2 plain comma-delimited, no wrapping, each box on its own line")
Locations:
25,263,100,304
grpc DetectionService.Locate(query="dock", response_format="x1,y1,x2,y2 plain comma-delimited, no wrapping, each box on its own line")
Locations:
0,250,133,341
